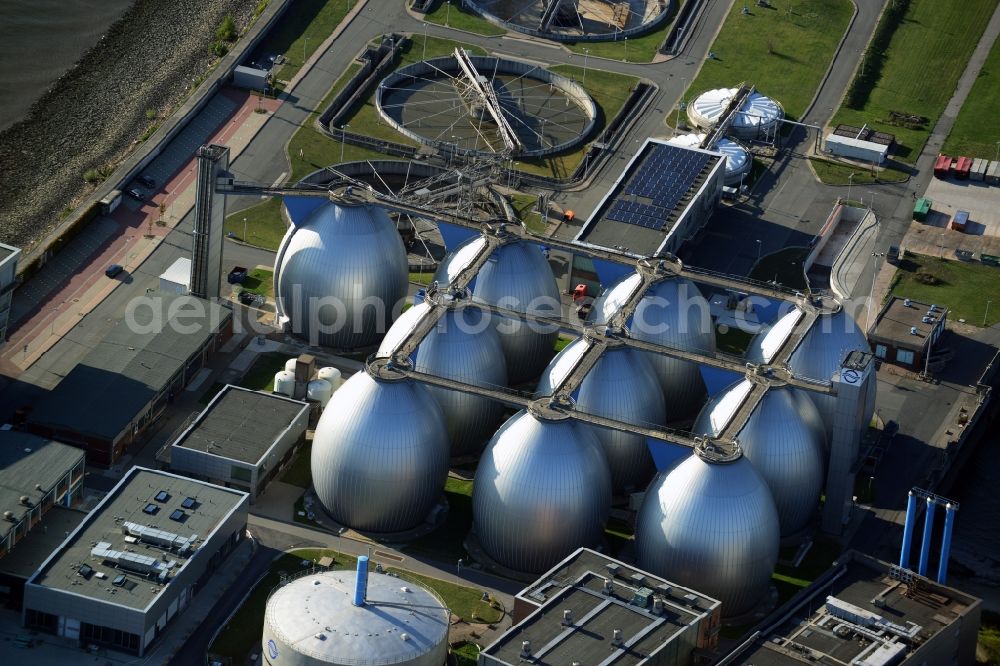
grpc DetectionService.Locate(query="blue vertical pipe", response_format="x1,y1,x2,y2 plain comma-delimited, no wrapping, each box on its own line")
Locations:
918,498,936,576
353,555,369,606
937,504,956,585
899,491,917,569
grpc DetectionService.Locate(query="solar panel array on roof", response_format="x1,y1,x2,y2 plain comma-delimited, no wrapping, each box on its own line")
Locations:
607,200,669,230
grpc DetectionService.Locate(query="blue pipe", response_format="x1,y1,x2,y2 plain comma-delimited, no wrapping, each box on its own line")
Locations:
918,498,935,576
899,491,917,569
354,555,369,606
937,504,956,585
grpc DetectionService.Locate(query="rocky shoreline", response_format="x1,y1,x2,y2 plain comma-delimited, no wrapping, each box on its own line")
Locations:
0,0,258,250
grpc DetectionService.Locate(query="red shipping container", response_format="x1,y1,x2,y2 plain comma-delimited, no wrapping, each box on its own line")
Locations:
955,156,972,179
934,154,953,178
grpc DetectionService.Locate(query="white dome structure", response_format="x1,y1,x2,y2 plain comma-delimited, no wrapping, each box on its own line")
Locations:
635,454,780,616
378,299,507,456
262,567,449,666
590,274,716,418
687,87,784,140
473,410,611,574
274,202,408,350
694,380,826,535
435,237,560,384
747,307,876,438
536,338,664,493
311,371,449,533
668,133,751,186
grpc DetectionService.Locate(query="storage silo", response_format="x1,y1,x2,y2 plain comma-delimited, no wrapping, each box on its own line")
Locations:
535,336,664,493
590,273,716,418
635,452,780,617
317,366,342,389
274,202,408,350
262,558,449,666
307,379,334,407
273,370,296,397
693,380,826,535
435,237,560,384
473,409,611,574
687,87,784,140
667,134,751,186
377,295,507,456
311,370,449,533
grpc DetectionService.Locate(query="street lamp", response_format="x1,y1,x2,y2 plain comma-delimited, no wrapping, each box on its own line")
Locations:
340,124,349,162
847,172,856,203
984,299,992,327
624,36,628,63
583,48,589,86
121,236,132,268
446,0,451,26
995,140,1000,164
755,239,762,264
867,249,886,331
243,216,248,240
303,37,309,66
422,23,428,60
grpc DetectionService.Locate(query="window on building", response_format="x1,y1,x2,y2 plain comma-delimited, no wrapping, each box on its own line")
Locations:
230,465,252,482
896,349,915,365
25,608,58,631
81,622,140,653
875,344,887,359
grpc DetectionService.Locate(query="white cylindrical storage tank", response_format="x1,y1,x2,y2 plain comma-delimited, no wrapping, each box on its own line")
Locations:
262,568,449,666
635,454,780,616
317,366,342,389
590,274,716,419
536,338,665,494
666,132,704,149
693,380,826,535
473,410,611,574
284,358,298,373
274,202,408,350
311,371,449,533
687,87,784,140
307,379,334,407
273,370,296,397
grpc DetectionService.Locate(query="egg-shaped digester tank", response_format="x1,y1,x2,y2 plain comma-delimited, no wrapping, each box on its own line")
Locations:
274,202,408,350
747,307,876,437
694,380,826,535
591,274,716,418
306,379,333,407
536,337,665,493
311,370,449,533
473,410,611,574
378,297,507,456
635,453,780,616
261,567,449,666
435,236,560,384
687,87,784,140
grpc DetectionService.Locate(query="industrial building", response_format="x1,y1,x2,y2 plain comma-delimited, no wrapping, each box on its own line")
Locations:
482,547,721,665
574,138,725,257
867,297,948,372
23,467,248,656
0,241,21,345
158,257,191,295
169,385,309,501
0,432,86,609
27,293,233,466
824,133,890,164
719,550,981,666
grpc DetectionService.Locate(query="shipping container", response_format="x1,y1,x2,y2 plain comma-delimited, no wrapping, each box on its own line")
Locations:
99,190,122,215
933,154,953,178
971,158,988,181
954,156,972,179
950,210,969,232
913,198,932,222
988,161,1000,185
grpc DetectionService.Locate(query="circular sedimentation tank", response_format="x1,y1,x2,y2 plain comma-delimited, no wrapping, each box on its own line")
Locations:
464,0,673,42
694,379,826,535
311,371,449,533
687,87,784,140
635,453,780,616
473,409,611,574
262,568,449,666
667,133,751,185
536,336,664,493
274,202,408,350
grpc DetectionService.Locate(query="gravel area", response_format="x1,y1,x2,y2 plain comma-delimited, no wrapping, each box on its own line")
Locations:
0,0,258,251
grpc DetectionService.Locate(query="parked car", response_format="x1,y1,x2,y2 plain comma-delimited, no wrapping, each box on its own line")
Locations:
105,264,124,278
126,188,144,201
227,266,248,284
137,175,156,189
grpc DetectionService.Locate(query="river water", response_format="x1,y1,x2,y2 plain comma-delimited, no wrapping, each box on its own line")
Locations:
0,0,134,132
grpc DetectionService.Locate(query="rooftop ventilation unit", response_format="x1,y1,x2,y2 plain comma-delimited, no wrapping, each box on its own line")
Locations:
910,327,918,335
91,542,171,582
121,521,198,554
520,640,532,658
612,628,624,647
562,609,574,626
903,299,912,307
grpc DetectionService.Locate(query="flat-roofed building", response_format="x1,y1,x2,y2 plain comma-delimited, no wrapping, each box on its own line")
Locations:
482,548,721,665
23,467,248,656
169,385,309,501
868,297,948,371
719,550,981,666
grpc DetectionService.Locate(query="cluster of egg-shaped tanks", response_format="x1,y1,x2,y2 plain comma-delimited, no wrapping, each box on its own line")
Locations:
686,87,785,140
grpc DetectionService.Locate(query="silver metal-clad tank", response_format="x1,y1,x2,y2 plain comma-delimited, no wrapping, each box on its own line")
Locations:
378,300,507,456
591,274,716,418
284,358,298,373
311,371,449,533
536,337,664,493
747,307,876,436
273,370,296,397
274,202,408,350
435,237,560,384
694,380,826,535
307,379,334,408
262,569,449,666
635,454,780,616
473,410,611,574
317,366,342,389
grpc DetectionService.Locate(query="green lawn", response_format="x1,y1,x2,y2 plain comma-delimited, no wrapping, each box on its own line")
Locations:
421,0,506,36
809,158,910,185
410,271,435,286
554,334,574,353
405,475,474,561
942,30,1000,159
831,0,1000,162
239,351,289,392
749,247,809,290
676,0,853,122
564,1,680,63
224,197,287,251
453,642,482,666
889,254,1000,327
716,326,753,355
259,0,359,87
388,567,504,624
980,611,1000,666
281,443,313,488
509,192,547,234
241,268,274,297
